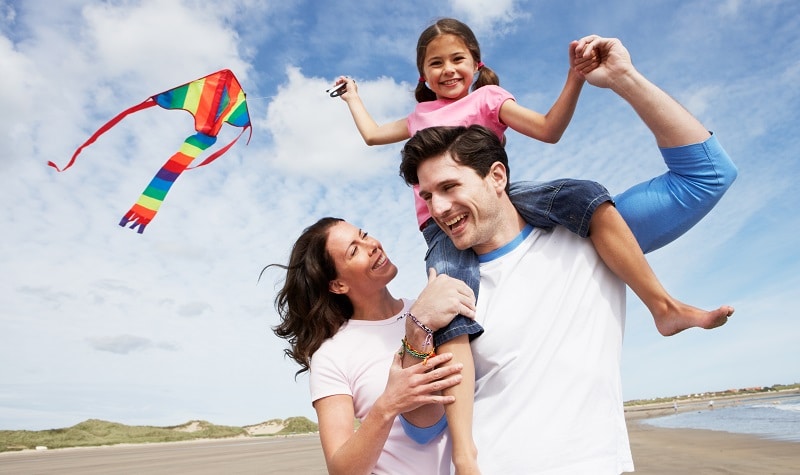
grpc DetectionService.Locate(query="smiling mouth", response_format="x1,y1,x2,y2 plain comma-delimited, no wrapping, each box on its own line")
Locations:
443,213,468,230
441,78,461,86
373,253,387,270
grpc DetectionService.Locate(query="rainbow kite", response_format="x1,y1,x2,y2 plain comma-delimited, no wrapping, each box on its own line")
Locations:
49,69,252,234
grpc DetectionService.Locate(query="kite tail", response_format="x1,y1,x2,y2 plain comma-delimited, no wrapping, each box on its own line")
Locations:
120,132,217,233
49,100,157,172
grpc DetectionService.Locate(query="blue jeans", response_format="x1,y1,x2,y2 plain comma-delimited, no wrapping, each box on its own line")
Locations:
422,178,611,347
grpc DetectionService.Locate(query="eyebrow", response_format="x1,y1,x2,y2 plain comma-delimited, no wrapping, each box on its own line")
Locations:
346,229,365,253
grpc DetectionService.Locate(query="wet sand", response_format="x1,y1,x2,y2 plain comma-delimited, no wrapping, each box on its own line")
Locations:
627,420,799,474
625,391,800,474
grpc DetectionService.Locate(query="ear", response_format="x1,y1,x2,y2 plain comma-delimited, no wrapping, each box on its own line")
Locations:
329,279,348,295
487,161,508,194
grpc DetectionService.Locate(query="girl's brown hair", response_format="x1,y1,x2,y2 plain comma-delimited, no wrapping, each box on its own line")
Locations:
414,18,500,103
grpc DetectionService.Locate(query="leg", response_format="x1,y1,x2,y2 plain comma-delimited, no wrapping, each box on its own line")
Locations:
510,179,611,237
422,218,482,303
422,220,482,473
614,134,738,253
438,335,480,475
589,202,734,335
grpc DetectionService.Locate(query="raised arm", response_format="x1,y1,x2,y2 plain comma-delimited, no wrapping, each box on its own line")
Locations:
498,67,586,144
333,76,411,146
315,350,462,475
572,35,737,252
573,36,710,147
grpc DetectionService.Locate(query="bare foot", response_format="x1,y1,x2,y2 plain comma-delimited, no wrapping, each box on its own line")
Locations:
652,300,734,336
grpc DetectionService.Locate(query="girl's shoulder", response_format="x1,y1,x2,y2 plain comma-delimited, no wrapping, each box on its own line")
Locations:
473,84,514,101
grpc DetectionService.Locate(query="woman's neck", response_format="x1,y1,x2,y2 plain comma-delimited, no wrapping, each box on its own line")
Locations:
350,288,404,321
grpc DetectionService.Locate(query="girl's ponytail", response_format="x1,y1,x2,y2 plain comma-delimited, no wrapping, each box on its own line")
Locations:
415,81,437,102
472,64,500,91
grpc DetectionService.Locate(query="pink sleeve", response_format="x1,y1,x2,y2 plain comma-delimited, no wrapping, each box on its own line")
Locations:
408,86,515,229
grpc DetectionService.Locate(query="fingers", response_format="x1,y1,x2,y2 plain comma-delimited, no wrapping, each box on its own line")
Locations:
423,372,463,394
427,267,438,282
418,351,454,369
574,34,600,58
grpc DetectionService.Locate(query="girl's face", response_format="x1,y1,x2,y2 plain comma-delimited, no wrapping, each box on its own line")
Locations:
325,221,397,297
421,34,479,101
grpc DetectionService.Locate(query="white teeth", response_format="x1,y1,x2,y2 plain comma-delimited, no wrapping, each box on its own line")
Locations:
373,254,386,269
444,213,466,227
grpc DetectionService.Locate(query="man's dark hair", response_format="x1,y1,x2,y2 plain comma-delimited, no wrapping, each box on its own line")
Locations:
399,125,511,192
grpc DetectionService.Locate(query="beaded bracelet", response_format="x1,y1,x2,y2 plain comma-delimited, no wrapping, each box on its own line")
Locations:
404,311,434,334
404,311,434,349
401,337,436,365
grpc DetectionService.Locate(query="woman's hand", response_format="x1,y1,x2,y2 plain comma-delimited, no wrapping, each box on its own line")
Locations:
375,350,463,416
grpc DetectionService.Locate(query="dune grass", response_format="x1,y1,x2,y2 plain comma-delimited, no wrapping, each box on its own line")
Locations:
0,419,246,452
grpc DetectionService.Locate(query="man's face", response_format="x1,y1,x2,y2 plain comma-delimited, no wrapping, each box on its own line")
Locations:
417,152,506,255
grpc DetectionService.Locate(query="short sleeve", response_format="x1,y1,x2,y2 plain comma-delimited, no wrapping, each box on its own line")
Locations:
309,347,352,404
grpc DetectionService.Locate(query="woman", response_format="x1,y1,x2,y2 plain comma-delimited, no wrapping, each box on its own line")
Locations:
270,217,475,475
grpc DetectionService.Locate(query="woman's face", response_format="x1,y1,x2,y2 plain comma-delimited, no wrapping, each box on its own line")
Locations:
325,221,398,296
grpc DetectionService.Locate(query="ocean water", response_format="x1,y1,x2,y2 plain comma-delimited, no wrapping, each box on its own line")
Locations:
642,393,800,442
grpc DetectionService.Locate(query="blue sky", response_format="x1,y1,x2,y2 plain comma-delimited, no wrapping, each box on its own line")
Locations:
1,0,798,431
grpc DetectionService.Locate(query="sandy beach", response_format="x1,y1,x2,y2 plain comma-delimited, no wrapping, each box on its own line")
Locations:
625,391,800,474
627,420,799,474
2,392,797,474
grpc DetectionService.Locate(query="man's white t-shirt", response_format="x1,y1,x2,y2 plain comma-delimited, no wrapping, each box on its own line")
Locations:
472,225,634,474
309,299,451,475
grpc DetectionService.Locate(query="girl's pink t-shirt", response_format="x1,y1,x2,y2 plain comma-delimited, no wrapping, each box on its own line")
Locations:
406,85,514,228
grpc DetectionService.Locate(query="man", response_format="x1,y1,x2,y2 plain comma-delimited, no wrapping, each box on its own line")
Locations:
399,36,736,473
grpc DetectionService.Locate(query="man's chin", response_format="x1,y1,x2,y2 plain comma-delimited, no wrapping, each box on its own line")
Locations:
450,236,473,251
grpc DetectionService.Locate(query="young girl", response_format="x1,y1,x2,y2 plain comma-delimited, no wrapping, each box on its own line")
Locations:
331,19,736,473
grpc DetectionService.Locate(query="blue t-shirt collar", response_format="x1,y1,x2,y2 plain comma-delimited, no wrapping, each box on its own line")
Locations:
477,225,534,263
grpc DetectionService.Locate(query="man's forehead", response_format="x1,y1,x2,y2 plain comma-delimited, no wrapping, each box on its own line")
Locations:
419,152,462,181
420,152,482,186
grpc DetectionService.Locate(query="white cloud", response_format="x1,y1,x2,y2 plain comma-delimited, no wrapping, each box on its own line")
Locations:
449,0,524,33
0,0,798,432
261,67,414,179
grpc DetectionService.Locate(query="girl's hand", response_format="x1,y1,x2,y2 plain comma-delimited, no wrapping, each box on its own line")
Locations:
570,35,601,77
571,36,635,89
331,76,359,101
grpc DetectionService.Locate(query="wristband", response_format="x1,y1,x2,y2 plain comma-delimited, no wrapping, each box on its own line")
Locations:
404,311,434,350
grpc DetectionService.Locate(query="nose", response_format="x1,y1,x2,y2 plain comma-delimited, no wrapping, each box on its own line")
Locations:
366,235,380,254
429,193,451,218
442,60,455,74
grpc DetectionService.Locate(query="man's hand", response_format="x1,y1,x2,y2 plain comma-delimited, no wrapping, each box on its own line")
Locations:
570,35,635,90
410,268,476,331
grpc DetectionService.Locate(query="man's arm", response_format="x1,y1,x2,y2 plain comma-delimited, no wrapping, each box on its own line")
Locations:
572,36,710,147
